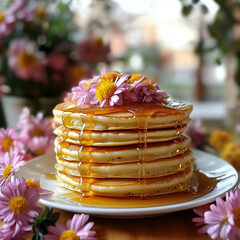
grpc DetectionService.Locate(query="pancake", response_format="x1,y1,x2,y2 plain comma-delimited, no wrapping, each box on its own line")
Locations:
53,98,192,131
55,135,191,164
56,166,194,197
53,71,194,198
54,125,187,146
55,150,194,178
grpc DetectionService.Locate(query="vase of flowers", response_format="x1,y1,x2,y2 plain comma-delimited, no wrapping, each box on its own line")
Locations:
0,0,111,127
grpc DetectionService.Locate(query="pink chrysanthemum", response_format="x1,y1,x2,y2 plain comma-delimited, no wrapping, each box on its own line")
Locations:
94,74,129,107
194,197,234,240
0,223,25,240
0,0,24,37
225,190,240,240
18,107,54,144
27,136,54,158
192,204,211,234
0,149,26,186
0,127,24,155
0,177,42,230
44,213,97,240
19,177,53,196
66,79,98,106
128,78,166,103
7,38,45,81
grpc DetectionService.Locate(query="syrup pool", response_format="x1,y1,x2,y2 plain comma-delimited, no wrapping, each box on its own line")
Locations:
55,170,218,208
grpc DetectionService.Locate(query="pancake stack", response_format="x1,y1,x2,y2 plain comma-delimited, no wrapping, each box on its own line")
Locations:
53,89,194,197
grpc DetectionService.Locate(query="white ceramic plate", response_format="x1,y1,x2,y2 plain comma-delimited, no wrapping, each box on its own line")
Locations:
15,149,239,218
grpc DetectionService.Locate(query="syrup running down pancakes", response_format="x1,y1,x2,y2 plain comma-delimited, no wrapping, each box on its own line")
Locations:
53,71,194,198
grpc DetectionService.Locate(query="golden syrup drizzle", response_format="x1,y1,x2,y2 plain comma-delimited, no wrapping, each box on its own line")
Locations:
57,170,218,208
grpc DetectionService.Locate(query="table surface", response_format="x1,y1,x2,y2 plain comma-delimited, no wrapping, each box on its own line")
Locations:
16,207,210,240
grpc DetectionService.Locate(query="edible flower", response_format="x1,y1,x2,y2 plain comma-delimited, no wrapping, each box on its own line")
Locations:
0,149,26,187
44,213,97,240
66,71,166,107
193,190,240,240
0,177,42,232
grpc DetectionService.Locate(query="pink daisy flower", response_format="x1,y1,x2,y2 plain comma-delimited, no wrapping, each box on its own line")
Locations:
0,1,20,37
0,127,25,155
44,213,96,240
18,107,54,144
192,204,211,234
0,149,26,187
7,38,46,81
94,74,129,107
0,223,25,240
66,79,98,106
27,136,54,158
129,78,166,103
225,190,240,240
0,177,42,230
204,197,234,239
19,177,53,196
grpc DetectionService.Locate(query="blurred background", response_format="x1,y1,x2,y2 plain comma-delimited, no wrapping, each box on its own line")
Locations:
0,0,239,133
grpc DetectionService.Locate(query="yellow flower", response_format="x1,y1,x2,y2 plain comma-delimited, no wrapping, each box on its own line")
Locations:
221,142,240,171
209,130,232,150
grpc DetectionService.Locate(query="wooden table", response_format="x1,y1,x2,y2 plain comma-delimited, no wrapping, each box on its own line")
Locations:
18,208,210,239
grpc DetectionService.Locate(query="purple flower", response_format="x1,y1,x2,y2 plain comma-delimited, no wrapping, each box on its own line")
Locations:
44,213,97,240
0,223,25,240
0,149,26,187
0,177,42,230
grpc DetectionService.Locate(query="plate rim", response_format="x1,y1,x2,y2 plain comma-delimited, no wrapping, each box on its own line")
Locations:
15,149,239,218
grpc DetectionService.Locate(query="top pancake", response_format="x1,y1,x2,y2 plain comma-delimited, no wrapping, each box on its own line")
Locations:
53,97,193,131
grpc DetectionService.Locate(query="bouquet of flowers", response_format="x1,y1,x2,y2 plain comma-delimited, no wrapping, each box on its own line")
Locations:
0,0,111,102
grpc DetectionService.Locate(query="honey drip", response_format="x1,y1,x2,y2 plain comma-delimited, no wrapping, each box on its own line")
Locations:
58,99,192,199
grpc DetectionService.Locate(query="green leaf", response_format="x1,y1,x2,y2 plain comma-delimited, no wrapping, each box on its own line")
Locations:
32,207,60,239
182,5,193,16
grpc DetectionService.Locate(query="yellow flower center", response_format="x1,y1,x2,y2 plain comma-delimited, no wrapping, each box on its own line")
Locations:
129,74,143,84
221,217,229,225
0,11,5,24
59,230,79,240
35,149,46,156
25,179,40,189
233,207,240,228
35,7,46,18
8,196,28,214
101,72,119,81
1,138,13,152
70,66,84,82
95,79,117,102
32,129,44,137
146,79,155,90
3,165,13,179
17,51,36,69
84,80,91,89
